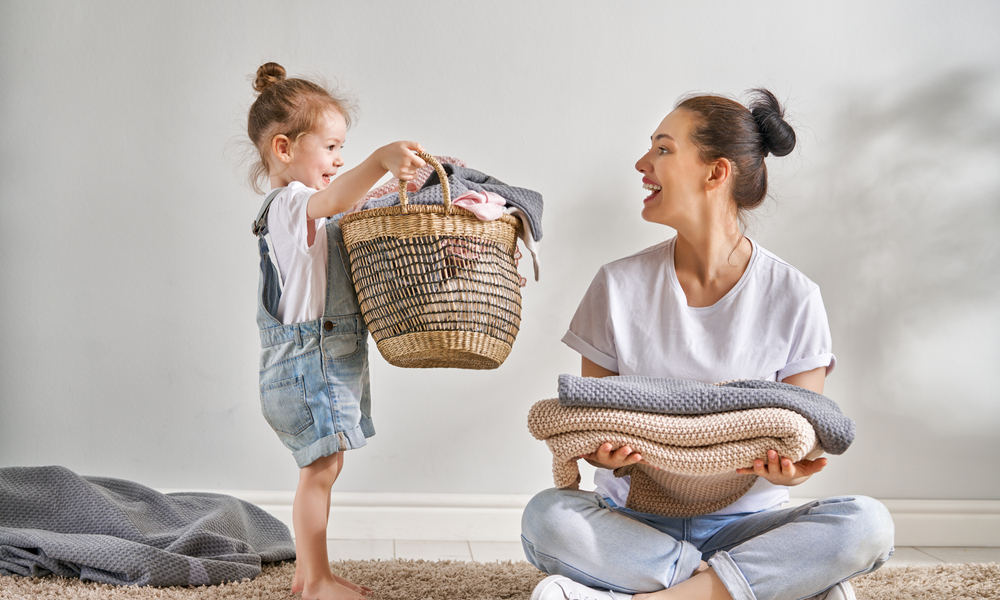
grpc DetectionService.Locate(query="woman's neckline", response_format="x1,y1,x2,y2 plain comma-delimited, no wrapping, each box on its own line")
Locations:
666,236,757,310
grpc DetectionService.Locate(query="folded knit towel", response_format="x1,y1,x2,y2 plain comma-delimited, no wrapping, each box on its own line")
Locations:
528,400,823,516
558,375,854,455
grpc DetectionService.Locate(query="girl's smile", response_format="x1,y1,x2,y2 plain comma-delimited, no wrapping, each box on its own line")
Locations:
273,109,347,191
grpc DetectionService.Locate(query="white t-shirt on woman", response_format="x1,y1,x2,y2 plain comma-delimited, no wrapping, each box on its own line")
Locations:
562,236,836,515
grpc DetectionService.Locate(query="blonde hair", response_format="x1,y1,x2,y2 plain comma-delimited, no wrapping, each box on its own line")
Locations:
246,62,356,193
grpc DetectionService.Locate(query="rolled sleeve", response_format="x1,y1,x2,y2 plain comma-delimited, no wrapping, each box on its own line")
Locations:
562,329,619,373
781,287,836,380
777,353,837,381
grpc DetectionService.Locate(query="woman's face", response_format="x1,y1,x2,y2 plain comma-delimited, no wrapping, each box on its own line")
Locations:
635,109,712,229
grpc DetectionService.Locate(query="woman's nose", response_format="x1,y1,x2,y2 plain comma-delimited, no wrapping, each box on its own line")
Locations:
635,151,651,173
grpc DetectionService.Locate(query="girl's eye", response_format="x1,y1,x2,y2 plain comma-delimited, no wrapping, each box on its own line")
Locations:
658,147,669,155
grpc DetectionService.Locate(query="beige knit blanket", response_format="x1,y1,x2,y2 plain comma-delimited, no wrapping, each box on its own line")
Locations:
527,399,824,517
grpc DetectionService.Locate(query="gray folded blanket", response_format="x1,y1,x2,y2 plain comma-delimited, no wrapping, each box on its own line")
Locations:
558,375,854,455
0,466,294,586
361,163,545,240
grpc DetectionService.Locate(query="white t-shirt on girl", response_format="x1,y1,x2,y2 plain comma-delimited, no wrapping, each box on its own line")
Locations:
562,236,836,515
266,182,328,325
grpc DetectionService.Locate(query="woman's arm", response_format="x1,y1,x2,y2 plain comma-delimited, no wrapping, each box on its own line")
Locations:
736,365,830,485
578,357,649,470
781,365,826,395
582,356,617,378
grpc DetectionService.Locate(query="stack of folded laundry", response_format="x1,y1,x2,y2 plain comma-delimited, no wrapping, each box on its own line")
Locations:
527,375,855,517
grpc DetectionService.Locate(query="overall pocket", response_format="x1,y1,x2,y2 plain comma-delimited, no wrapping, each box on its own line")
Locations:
260,375,314,436
322,327,364,362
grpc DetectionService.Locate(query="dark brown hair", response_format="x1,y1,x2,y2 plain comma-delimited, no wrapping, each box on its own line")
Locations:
246,62,356,193
675,89,795,218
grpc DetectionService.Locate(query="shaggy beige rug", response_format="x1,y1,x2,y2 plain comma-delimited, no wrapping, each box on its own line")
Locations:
1,560,998,599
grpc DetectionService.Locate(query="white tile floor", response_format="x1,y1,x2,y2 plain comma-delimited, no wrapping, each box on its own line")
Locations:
325,540,1000,565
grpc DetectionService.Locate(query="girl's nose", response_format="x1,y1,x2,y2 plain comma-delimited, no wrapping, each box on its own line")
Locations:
333,153,345,167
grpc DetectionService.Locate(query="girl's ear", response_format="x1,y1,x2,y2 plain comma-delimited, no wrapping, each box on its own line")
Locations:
705,158,731,192
271,134,293,164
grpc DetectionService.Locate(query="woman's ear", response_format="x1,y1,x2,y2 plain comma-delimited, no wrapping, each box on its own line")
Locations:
705,158,732,191
271,134,293,164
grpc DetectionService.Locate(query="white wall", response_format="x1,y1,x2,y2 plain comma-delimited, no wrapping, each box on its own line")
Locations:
1,0,997,503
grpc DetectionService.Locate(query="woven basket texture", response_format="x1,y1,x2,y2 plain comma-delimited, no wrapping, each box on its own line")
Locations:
340,154,523,369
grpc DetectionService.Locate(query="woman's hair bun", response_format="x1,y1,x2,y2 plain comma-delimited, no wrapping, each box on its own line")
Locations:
748,88,796,157
253,62,287,94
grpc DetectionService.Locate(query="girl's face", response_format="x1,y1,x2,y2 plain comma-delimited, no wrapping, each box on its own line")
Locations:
280,110,347,191
634,109,713,229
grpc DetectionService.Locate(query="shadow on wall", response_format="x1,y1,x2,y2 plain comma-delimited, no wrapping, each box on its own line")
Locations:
778,69,1000,438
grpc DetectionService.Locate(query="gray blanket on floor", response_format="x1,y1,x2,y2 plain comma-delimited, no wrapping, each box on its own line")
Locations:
0,466,295,587
558,375,855,455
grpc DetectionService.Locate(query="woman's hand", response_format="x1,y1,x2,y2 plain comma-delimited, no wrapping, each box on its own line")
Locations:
580,443,648,470
736,449,828,486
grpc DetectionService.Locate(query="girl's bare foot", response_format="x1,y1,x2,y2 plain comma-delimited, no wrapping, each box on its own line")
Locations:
333,573,372,596
293,568,372,596
300,576,367,600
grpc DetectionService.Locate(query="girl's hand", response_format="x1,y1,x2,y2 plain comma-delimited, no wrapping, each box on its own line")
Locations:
736,450,828,486
378,141,426,181
579,443,648,470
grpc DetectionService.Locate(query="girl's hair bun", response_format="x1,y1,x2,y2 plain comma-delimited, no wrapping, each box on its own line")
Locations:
253,62,287,94
748,88,796,157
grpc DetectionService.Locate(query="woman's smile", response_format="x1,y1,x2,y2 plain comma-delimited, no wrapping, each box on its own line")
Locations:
642,177,662,202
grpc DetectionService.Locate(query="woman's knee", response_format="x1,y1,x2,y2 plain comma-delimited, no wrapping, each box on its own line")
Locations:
521,488,599,545
522,488,573,540
852,496,895,556
821,495,895,562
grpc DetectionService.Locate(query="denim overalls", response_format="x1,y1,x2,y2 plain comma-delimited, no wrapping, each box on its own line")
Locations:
253,188,374,468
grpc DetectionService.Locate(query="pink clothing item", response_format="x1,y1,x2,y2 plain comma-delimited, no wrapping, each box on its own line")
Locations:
452,190,507,221
358,155,468,208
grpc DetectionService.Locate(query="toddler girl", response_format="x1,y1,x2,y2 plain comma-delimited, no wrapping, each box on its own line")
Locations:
246,62,424,600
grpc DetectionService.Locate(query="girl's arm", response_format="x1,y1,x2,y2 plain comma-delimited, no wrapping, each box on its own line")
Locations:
307,141,425,220
736,365,830,485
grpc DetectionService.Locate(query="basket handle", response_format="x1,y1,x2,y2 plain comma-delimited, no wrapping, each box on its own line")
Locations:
398,152,452,215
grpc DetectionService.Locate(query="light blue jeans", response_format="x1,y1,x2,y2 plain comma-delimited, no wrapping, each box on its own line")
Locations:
521,488,894,600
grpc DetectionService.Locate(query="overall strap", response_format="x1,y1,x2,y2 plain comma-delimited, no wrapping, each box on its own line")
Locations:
252,188,285,236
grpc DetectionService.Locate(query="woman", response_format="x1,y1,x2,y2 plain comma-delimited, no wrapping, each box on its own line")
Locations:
521,90,894,600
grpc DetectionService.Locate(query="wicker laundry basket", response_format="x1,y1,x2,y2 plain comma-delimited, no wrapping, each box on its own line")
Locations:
339,153,523,369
